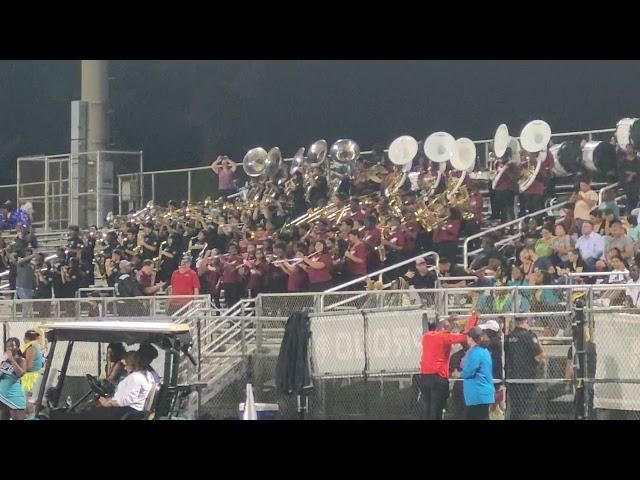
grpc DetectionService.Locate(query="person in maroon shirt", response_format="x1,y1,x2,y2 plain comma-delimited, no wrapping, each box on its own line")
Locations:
280,243,310,293
493,150,520,223
301,240,333,292
416,311,478,420
198,249,223,310
245,248,269,298
433,208,462,263
136,259,166,296
520,149,553,216
221,243,245,308
463,184,485,250
344,229,368,285
362,215,382,272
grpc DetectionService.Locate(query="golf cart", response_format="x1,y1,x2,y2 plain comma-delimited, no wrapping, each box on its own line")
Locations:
33,321,206,420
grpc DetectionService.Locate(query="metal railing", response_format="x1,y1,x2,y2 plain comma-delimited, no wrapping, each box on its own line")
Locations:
327,251,439,292
462,201,571,270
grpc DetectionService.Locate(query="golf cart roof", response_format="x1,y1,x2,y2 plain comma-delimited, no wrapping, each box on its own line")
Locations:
40,321,192,345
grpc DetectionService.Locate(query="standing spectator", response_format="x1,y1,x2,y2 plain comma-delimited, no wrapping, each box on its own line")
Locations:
505,317,546,420
136,260,165,296
416,313,477,420
575,222,604,271
461,326,494,420
571,179,599,235
619,144,640,212
211,155,238,198
16,248,37,318
448,342,469,420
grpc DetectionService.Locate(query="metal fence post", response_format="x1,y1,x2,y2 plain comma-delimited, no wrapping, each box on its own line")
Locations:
44,156,50,232
197,318,202,382
572,299,586,420
187,170,192,204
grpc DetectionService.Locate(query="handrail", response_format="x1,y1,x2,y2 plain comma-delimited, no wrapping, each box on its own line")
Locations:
598,182,620,205
462,201,570,270
326,250,439,292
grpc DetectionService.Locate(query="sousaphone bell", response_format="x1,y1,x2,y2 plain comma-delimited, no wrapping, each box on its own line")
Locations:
243,147,268,177
518,120,551,193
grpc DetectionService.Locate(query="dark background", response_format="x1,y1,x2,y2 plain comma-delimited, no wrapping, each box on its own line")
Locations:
0,60,639,183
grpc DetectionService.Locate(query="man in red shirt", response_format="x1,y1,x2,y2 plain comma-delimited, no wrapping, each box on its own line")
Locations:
344,229,368,285
169,256,201,313
416,311,477,420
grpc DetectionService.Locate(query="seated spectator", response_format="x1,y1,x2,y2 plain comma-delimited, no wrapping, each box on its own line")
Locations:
534,224,555,258
105,342,127,385
436,257,468,288
625,264,640,307
624,214,640,245
114,260,144,298
551,223,576,265
598,188,620,218
605,219,634,263
575,222,604,271
401,257,437,289
596,208,616,237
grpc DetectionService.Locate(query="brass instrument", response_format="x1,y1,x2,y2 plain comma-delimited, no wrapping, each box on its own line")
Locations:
154,240,167,270
518,120,551,193
366,164,388,183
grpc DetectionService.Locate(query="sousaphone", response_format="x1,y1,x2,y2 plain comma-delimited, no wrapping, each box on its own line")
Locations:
243,147,268,177
518,120,551,193
491,124,520,189
385,135,418,197
329,139,360,196
448,137,476,198
424,132,455,163
307,139,328,168
290,147,305,175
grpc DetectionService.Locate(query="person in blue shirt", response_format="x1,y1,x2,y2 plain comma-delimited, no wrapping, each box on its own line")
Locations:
461,327,494,420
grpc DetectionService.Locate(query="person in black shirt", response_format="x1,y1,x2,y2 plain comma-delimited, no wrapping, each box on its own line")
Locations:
122,229,138,260
308,168,329,209
105,249,124,288
619,145,640,212
402,257,437,289
34,254,53,318
66,225,85,259
565,328,597,419
158,233,180,283
81,226,97,287
448,344,468,420
505,317,546,420
59,257,83,317
114,260,144,298
140,222,159,261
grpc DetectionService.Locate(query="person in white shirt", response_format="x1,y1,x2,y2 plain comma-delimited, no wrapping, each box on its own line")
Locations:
625,264,640,308
97,351,152,413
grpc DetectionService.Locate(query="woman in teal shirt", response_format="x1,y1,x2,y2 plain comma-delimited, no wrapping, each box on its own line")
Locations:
0,338,27,420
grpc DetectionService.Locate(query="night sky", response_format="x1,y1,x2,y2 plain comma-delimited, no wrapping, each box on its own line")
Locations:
1,60,639,183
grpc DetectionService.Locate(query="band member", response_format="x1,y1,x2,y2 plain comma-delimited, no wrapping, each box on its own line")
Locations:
267,242,289,293
362,215,383,272
302,240,333,292
433,208,462,263
211,155,238,198
245,248,269,298
520,148,553,216
221,243,244,308
493,149,520,224
157,233,181,283
280,243,309,293
344,229,368,285
139,222,159,261
619,144,640,212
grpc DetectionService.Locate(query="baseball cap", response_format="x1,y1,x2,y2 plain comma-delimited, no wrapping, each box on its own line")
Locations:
467,326,484,341
118,260,130,270
480,320,500,333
